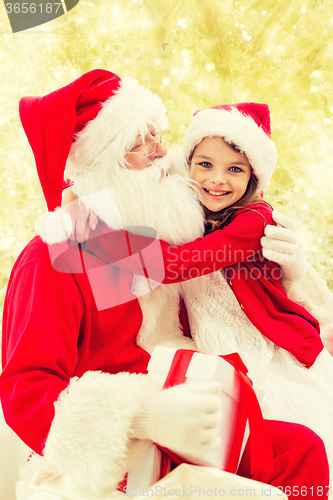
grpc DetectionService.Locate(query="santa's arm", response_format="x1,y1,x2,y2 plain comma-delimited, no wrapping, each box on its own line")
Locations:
261,210,333,351
284,265,333,354
0,258,156,497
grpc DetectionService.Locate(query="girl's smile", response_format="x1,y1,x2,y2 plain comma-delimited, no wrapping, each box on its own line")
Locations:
202,188,232,197
190,137,252,212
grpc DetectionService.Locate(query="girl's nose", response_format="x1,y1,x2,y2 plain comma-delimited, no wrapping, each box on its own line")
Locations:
211,172,227,184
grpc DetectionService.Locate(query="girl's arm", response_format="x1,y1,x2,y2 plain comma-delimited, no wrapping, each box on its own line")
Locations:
84,204,272,285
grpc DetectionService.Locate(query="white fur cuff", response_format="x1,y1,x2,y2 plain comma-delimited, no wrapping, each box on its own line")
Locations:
42,371,156,496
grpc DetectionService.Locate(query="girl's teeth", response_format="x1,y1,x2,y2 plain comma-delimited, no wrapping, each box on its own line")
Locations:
207,190,229,196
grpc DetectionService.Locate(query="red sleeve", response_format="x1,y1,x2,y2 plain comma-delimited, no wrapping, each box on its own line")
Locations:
0,257,83,454
84,204,273,285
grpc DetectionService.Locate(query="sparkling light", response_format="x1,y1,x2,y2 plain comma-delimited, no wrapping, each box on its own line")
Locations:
177,18,188,29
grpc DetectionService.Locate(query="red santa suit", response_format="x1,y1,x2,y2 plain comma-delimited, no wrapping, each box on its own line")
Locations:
1,226,330,500
1,235,157,494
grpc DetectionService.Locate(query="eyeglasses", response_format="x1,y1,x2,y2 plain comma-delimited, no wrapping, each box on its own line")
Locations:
127,131,169,157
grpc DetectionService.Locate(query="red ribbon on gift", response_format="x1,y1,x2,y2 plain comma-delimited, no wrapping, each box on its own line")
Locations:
157,349,273,479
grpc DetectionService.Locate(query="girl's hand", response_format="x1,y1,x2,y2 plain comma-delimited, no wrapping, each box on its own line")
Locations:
261,210,307,282
62,187,99,242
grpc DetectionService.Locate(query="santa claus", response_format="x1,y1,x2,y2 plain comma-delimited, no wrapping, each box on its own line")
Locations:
0,70,330,500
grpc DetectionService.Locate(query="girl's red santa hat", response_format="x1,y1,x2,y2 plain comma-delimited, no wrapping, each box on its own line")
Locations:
19,69,168,211
181,102,276,192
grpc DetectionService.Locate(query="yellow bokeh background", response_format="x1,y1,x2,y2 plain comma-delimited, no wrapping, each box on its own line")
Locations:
1,0,333,333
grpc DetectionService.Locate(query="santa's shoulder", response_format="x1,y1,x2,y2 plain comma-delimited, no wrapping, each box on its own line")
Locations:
9,236,49,272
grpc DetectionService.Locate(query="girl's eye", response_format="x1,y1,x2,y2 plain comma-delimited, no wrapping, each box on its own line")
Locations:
200,162,212,169
230,166,242,173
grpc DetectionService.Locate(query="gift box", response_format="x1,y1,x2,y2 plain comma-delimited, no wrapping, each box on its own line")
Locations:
126,347,271,494
148,346,247,470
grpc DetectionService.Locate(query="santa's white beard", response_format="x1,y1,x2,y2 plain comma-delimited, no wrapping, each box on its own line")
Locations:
74,155,205,245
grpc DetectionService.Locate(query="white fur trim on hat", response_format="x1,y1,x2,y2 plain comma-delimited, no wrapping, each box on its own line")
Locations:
180,108,276,192
64,77,168,196
35,208,73,244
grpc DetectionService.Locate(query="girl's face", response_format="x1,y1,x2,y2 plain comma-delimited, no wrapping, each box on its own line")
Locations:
190,137,251,212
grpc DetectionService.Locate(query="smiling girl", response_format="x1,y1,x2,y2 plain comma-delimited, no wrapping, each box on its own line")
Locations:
176,103,333,482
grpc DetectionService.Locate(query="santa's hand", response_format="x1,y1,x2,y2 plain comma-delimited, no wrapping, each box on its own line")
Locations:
62,186,99,242
261,210,307,282
130,383,222,456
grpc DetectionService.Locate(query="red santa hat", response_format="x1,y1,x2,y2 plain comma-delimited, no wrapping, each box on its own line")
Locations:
19,69,168,211
180,102,276,192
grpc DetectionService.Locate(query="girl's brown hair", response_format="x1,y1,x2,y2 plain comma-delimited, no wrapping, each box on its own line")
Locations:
188,138,271,235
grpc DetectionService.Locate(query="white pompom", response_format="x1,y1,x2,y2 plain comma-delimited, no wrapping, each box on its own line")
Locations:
35,208,73,244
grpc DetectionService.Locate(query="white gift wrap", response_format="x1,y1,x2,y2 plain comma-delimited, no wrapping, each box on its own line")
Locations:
126,445,166,495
